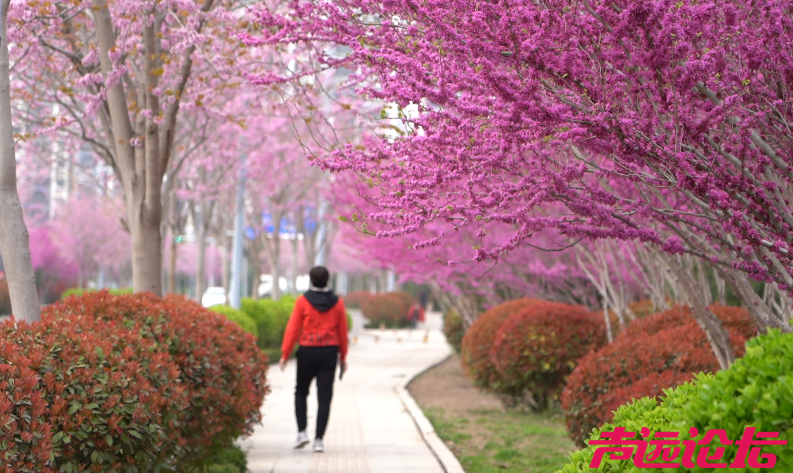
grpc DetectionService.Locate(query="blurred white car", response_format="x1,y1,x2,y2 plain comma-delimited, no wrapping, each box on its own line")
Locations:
257,274,310,298
201,287,227,307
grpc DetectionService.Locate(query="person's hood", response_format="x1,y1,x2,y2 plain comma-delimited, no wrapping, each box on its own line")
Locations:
304,290,339,313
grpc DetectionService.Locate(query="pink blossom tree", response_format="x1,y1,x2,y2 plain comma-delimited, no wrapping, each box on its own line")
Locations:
0,0,40,321
28,223,79,303
8,0,270,296
48,194,131,289
248,0,793,367
331,173,599,324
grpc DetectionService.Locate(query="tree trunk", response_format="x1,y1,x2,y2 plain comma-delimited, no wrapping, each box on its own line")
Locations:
168,233,178,294
665,255,734,369
91,0,216,296
291,234,299,295
428,280,479,328
631,244,671,312
338,270,349,295
263,209,283,301
0,0,40,323
718,267,790,333
271,252,281,301
129,216,164,295
252,258,261,301
368,274,377,294
93,0,164,296
296,204,315,272
195,206,207,301
221,235,230,297
603,305,614,343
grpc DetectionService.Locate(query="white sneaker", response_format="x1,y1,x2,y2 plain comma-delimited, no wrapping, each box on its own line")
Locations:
294,431,309,449
313,438,324,453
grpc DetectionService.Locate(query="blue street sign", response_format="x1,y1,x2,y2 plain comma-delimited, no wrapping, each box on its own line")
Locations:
260,207,318,237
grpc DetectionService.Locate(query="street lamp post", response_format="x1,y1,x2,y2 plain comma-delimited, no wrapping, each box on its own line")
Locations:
314,197,329,267
229,153,247,309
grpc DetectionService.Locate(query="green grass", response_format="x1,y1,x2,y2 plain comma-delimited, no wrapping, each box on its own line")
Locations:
424,407,575,473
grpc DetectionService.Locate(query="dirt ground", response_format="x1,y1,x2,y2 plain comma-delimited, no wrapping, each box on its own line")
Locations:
407,354,575,473
408,354,503,415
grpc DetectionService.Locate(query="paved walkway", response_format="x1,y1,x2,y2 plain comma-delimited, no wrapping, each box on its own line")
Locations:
239,310,451,473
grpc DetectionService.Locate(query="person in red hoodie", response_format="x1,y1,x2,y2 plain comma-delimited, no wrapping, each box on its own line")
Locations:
280,266,348,453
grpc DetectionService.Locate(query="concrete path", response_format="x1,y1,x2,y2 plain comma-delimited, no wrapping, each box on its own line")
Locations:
239,310,451,473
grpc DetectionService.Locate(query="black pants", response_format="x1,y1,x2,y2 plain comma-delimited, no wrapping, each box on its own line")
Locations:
295,345,338,439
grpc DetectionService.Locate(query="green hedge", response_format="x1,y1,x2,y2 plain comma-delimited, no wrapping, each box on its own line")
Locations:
556,329,793,472
442,310,464,353
209,305,259,338
187,445,247,473
241,298,293,351
61,287,133,300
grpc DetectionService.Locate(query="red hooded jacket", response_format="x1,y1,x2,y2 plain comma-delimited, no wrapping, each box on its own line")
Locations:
281,293,349,362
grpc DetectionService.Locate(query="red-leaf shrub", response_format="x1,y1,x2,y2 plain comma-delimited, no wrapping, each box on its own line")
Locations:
707,304,759,340
389,291,414,313
361,292,413,328
0,316,188,472
627,299,657,319
343,291,373,309
490,302,606,410
45,291,270,468
0,337,52,473
460,299,541,393
561,305,755,447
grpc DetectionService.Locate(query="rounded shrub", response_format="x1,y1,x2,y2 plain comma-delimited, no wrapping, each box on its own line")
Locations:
362,292,412,328
556,374,710,473
241,298,293,352
561,305,755,447
626,299,656,318
0,334,53,472
460,299,541,392
389,291,414,312
0,316,189,472
557,329,793,472
491,301,606,410
442,310,465,353
44,291,269,468
210,304,259,338
344,291,373,309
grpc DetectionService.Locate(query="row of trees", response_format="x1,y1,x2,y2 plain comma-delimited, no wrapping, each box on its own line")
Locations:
3,0,792,348
0,0,377,320
248,0,793,368
12,106,346,303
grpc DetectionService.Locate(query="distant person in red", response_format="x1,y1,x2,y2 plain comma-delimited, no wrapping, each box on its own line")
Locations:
408,303,425,328
280,266,348,453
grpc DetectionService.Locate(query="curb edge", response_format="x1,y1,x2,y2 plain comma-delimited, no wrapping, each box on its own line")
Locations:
395,352,466,473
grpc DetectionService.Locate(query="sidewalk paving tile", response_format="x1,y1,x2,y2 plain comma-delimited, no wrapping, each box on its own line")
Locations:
240,310,450,473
